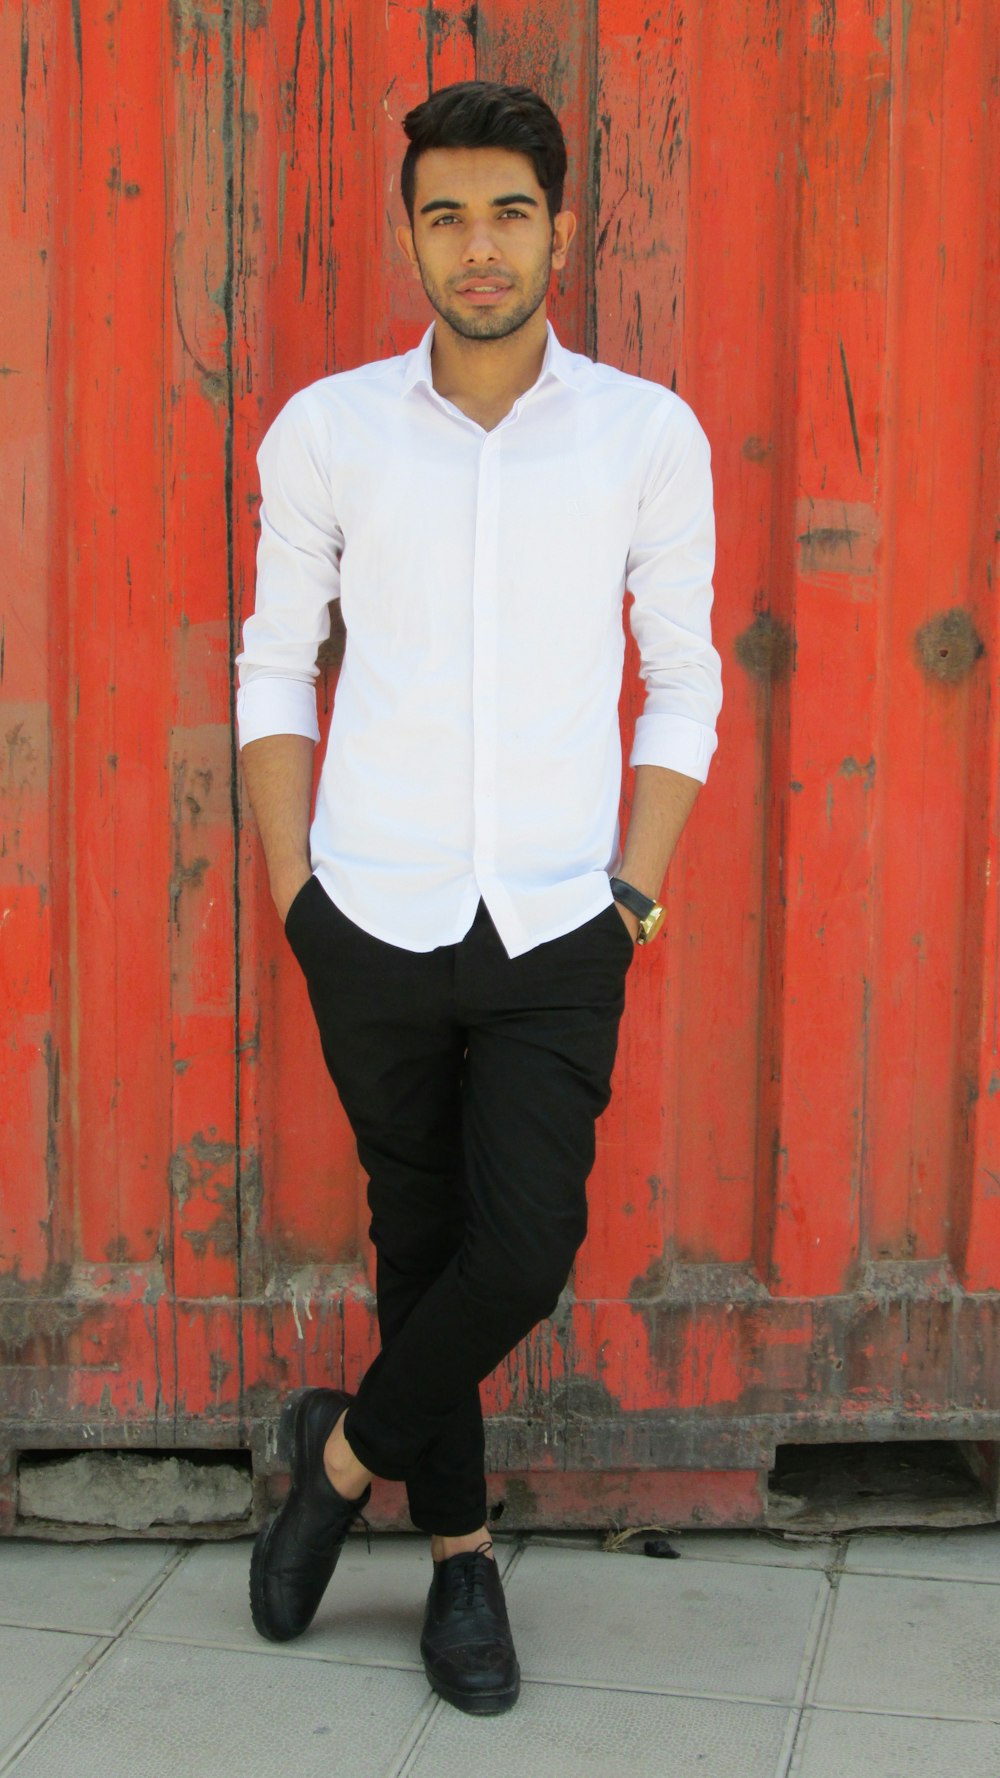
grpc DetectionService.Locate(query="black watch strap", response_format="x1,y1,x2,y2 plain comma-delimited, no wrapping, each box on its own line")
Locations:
609,876,657,921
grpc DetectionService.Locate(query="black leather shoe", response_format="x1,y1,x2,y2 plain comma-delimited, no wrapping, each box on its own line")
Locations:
420,1546,521,1714
249,1387,371,1642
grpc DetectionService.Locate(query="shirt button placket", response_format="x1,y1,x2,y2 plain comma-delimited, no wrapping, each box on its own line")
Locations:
470,432,501,893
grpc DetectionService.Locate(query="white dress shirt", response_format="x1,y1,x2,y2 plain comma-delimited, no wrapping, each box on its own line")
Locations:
236,320,722,959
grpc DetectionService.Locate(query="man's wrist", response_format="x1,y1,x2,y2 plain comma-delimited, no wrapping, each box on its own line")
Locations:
270,858,312,922
610,874,667,945
615,864,660,905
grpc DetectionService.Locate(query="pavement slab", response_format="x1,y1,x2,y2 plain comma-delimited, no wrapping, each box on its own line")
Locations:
502,1543,825,1701
814,1570,1000,1719
407,1684,791,1778
789,1706,1000,1778
135,1531,520,1667
0,1624,103,1759
0,1538,181,1634
4,1636,429,1778
842,1524,1000,1582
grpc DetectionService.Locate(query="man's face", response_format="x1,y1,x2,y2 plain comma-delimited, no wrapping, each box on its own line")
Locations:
396,147,576,342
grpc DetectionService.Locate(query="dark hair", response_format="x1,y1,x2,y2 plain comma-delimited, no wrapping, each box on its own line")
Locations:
400,81,568,225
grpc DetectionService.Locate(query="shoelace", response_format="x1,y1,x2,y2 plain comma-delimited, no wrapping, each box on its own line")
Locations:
443,1537,496,1613
354,1504,373,1556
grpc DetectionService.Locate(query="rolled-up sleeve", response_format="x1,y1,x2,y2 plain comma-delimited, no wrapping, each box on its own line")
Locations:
235,391,345,749
625,404,723,783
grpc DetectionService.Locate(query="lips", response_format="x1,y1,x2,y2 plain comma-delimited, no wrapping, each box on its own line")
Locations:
455,281,511,295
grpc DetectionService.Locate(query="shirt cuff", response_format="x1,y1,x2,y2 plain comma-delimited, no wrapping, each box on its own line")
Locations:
629,712,718,783
236,678,320,749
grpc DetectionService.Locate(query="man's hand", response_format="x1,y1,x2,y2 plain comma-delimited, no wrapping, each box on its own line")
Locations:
271,861,313,925
614,902,640,943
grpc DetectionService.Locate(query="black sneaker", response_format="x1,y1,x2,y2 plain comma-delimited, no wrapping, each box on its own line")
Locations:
249,1387,371,1642
420,1542,521,1714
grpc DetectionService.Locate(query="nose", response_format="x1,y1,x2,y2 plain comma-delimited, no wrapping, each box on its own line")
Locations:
461,219,501,264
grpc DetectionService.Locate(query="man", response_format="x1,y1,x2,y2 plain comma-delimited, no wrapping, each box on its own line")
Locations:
237,80,722,1716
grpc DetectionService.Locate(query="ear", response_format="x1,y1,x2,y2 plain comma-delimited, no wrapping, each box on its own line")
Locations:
550,210,577,274
395,222,422,279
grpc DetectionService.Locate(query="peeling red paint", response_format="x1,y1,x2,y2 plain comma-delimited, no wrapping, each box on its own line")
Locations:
1,0,999,1532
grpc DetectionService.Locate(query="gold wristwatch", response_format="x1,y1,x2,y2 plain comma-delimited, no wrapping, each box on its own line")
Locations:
609,876,666,945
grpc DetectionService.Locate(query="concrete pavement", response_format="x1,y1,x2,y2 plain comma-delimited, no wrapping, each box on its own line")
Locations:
2,1521,999,1775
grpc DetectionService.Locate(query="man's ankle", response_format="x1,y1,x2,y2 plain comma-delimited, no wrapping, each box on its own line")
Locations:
431,1528,495,1562
322,1410,372,1500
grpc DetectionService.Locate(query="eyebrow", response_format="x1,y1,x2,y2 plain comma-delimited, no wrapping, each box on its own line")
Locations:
418,192,540,215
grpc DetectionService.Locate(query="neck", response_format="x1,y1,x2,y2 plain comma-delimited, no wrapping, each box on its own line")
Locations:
430,309,549,413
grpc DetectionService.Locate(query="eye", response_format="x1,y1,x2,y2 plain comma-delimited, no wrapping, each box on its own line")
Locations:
499,209,528,220
431,214,458,226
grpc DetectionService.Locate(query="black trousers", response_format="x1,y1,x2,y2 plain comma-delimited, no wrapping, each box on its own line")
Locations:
284,878,633,1535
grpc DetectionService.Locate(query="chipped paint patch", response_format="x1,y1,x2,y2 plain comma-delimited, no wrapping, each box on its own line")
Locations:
795,498,881,575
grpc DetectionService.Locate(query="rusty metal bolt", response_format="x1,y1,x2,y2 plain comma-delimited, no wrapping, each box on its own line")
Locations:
733,612,795,682
913,609,984,683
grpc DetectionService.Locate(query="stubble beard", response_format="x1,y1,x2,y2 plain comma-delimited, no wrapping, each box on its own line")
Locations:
415,244,554,342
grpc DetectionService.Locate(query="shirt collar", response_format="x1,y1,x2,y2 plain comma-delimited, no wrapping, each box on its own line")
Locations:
400,318,580,399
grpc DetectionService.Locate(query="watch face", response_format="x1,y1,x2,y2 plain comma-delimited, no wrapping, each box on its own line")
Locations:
638,904,666,944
